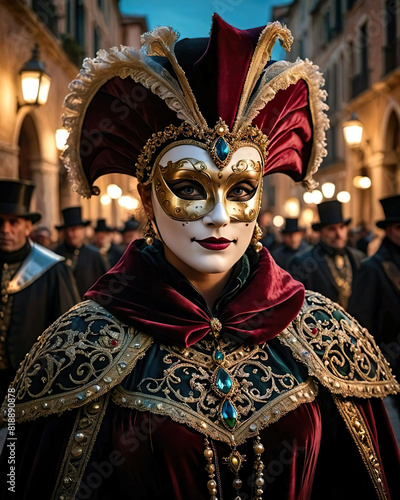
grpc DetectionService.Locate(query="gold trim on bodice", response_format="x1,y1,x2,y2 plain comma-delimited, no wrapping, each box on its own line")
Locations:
113,379,317,446
111,335,317,445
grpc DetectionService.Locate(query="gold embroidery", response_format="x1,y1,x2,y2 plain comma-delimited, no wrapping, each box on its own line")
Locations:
112,380,317,446
52,394,110,500
112,338,318,445
332,395,388,500
0,301,153,424
324,253,353,309
279,291,400,398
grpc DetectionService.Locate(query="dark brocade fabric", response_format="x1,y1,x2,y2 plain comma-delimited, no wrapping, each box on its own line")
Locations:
0,241,399,499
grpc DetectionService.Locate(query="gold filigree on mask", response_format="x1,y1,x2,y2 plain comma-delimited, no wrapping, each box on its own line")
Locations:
136,119,269,185
153,154,263,222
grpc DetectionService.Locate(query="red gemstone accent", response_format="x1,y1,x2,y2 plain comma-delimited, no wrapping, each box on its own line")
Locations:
110,339,119,346
311,328,318,335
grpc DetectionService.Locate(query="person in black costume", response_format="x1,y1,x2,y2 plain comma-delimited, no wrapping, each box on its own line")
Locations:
54,207,107,298
92,219,124,269
0,179,79,400
290,200,364,309
349,194,400,446
271,218,310,272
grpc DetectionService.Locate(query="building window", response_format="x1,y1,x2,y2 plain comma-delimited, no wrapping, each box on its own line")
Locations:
383,0,398,75
62,0,86,66
346,0,358,10
32,0,58,36
351,23,369,98
75,0,85,48
333,0,343,34
94,25,101,56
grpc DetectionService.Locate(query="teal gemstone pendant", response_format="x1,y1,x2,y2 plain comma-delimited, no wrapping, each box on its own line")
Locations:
215,137,229,161
222,399,237,429
213,349,224,364
215,367,233,395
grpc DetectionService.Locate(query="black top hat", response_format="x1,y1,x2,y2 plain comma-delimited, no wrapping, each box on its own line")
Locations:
0,179,41,224
281,218,305,234
56,207,90,230
312,200,351,231
376,195,400,228
94,219,113,232
120,217,140,233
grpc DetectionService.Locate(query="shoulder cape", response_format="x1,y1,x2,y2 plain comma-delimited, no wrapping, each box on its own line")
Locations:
1,292,398,424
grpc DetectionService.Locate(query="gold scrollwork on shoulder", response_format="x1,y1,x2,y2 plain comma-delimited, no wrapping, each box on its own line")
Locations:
0,301,153,424
279,291,400,398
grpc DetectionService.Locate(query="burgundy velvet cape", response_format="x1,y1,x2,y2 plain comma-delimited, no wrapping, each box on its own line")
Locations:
1,243,399,499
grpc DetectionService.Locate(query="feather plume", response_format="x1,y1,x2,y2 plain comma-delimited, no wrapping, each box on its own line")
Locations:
62,41,205,197
141,27,207,128
233,22,293,134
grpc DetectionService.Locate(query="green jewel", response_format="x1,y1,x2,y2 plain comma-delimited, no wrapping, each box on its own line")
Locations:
213,349,224,364
216,367,233,394
222,399,237,429
215,137,229,161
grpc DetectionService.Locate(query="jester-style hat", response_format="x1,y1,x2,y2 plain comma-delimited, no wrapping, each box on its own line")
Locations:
62,14,329,198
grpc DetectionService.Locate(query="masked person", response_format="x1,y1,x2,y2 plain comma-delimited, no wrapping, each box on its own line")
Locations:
1,16,399,500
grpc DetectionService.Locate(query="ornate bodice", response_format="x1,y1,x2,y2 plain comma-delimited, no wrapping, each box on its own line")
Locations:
1,292,398,433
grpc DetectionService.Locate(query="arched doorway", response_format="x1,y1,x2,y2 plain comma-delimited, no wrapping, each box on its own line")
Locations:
18,114,41,213
383,111,400,195
17,113,60,233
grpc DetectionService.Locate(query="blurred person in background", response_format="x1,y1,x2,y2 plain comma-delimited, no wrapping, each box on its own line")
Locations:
92,218,124,269
54,207,107,298
290,200,364,309
0,180,79,400
271,218,310,272
29,225,53,249
119,216,141,251
258,210,278,251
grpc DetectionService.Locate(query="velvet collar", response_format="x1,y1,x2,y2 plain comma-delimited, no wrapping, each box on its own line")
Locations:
84,240,305,347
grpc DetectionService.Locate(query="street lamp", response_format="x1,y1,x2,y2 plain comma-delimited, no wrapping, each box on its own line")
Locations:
273,215,284,228
100,194,112,206
353,175,372,189
107,184,122,199
310,189,323,204
55,128,69,151
343,112,363,148
337,191,351,203
321,182,335,199
284,197,300,217
18,44,51,109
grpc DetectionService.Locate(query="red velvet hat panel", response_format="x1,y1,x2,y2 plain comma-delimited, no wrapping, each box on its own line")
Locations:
80,76,181,186
62,14,327,197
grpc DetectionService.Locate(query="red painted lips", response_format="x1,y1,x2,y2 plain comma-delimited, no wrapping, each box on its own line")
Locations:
195,237,233,251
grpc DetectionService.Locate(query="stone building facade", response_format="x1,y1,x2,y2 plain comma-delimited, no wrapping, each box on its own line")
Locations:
0,0,147,236
269,0,400,230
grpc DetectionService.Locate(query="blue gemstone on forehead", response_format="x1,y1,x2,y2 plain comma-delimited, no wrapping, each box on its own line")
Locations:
215,137,229,161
